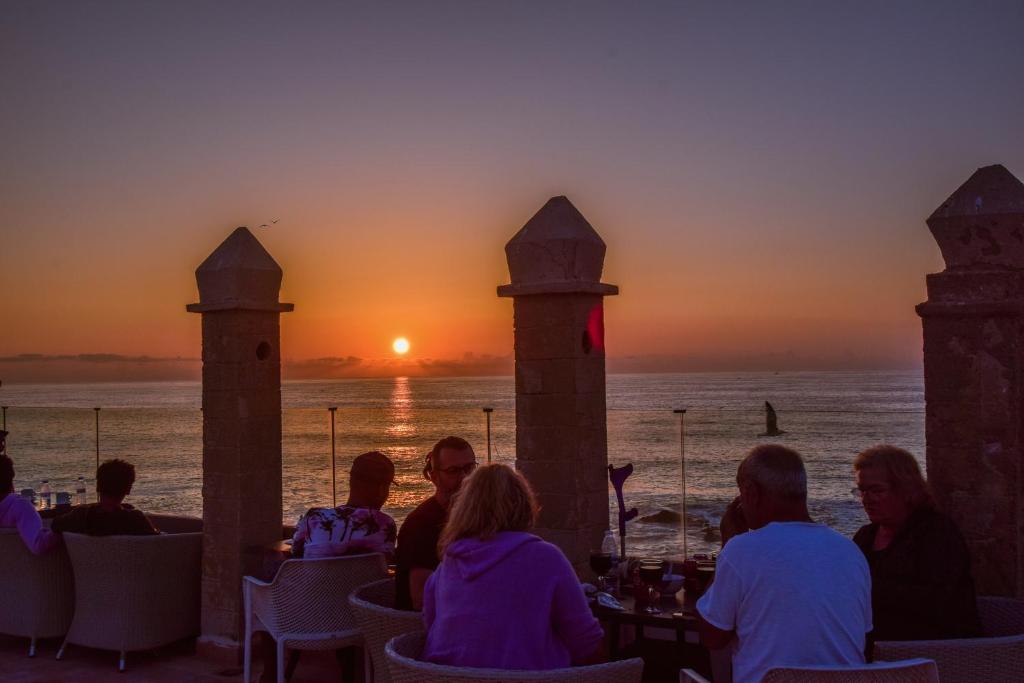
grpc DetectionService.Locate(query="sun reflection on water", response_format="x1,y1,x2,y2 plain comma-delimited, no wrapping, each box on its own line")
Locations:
385,376,415,438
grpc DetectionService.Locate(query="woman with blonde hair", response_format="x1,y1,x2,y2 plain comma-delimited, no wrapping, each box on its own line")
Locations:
421,464,604,670
852,445,981,641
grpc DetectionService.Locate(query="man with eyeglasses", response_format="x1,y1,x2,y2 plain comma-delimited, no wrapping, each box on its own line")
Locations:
395,436,476,611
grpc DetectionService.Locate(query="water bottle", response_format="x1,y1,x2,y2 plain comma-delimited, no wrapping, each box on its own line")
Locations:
39,480,52,510
76,476,87,506
601,529,620,593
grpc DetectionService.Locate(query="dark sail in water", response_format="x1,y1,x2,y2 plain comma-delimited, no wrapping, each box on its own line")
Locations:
760,401,785,436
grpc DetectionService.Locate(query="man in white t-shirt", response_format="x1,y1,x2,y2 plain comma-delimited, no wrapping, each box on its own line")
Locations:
697,444,871,683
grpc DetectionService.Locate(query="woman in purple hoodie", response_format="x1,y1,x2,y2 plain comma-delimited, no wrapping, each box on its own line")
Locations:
422,464,604,670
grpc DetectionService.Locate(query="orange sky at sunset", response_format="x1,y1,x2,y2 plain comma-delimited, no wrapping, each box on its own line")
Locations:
3,3,1022,382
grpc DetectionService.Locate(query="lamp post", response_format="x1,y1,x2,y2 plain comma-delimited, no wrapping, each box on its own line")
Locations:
674,408,687,560
328,407,338,507
94,407,101,473
482,407,494,464
2,406,7,430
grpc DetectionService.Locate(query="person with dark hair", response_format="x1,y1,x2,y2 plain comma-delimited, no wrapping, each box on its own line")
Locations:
698,445,871,683
852,445,981,642
52,458,158,536
290,450,397,559
0,453,59,554
394,435,475,610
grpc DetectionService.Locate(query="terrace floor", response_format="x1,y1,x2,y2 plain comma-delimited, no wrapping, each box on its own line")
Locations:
0,635,346,683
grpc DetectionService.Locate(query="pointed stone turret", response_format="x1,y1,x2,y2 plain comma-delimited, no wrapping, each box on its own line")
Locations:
188,227,294,312
499,196,619,297
187,227,293,657
498,197,618,573
917,165,1024,597
927,165,1024,271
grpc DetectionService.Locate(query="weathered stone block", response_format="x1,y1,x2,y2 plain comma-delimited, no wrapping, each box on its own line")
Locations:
514,324,579,360
517,459,580,494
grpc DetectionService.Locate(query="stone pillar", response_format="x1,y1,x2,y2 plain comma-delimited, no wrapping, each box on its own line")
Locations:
498,196,618,572
186,227,293,655
917,165,1024,597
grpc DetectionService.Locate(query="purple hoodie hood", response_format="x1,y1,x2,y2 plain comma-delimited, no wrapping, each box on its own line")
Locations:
444,531,542,581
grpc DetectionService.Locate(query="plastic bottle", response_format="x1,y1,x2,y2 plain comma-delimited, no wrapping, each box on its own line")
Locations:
76,477,87,506
601,529,620,594
39,480,52,510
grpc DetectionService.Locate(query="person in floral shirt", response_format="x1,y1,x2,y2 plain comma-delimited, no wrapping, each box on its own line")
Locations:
291,450,397,561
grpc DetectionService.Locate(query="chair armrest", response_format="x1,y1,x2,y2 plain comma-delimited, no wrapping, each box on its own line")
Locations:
680,669,712,683
243,575,272,588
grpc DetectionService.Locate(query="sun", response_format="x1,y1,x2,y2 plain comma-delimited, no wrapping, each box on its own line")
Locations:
392,337,410,355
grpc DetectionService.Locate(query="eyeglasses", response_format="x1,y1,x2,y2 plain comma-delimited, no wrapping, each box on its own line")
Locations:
439,462,477,476
850,486,891,499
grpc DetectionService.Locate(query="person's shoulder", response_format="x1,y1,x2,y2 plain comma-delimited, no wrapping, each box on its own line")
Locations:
301,506,329,519
916,507,961,533
4,494,39,516
51,505,89,531
375,509,397,527
402,497,442,527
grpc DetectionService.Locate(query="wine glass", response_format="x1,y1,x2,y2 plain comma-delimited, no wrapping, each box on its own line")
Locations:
638,561,665,614
589,551,613,592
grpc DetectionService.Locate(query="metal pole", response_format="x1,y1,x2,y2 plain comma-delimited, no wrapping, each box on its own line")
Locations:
674,408,687,560
329,407,338,507
94,407,101,472
1,406,7,430
482,407,493,464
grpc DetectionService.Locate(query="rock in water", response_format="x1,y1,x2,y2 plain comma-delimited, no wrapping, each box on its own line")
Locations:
638,509,683,525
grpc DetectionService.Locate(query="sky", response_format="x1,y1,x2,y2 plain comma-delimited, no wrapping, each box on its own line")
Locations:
2,1,1023,382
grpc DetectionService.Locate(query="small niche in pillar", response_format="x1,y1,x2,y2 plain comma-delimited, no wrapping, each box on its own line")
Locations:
256,341,271,360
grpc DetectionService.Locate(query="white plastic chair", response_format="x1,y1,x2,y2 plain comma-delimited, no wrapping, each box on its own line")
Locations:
242,553,387,683
385,631,644,683
761,658,939,682
349,578,424,683
873,597,1024,683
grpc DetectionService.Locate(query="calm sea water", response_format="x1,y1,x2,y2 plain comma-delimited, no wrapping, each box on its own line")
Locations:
0,371,923,558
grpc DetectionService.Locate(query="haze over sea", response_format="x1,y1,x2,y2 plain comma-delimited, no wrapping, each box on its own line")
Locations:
1,370,922,558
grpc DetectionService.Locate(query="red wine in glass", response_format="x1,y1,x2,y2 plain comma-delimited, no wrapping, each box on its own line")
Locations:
590,552,613,591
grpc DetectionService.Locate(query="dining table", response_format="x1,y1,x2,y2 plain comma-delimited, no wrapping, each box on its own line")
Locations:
590,586,701,658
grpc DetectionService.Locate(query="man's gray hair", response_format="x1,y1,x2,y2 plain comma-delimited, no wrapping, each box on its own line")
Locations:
737,444,807,501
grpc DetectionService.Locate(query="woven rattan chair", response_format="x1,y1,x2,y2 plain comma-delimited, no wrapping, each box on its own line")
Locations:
873,596,1024,683
761,658,938,682
0,529,74,657
349,578,424,683
243,553,388,683
680,669,711,683
977,596,1024,636
384,631,644,683
56,531,201,671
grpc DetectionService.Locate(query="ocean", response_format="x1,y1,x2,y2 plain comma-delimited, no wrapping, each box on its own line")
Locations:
0,371,923,558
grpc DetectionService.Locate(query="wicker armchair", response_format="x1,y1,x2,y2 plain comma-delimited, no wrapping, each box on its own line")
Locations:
349,578,424,683
384,631,644,683
243,554,388,683
761,658,938,682
873,597,1024,683
0,529,74,657
56,532,202,671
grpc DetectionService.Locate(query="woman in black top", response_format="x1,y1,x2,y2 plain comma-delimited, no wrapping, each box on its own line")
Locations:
852,445,981,642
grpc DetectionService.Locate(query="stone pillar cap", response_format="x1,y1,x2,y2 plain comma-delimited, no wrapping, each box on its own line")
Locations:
186,227,295,312
498,196,619,297
927,164,1024,271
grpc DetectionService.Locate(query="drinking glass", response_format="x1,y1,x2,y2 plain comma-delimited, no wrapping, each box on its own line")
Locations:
589,551,613,592
638,561,665,614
